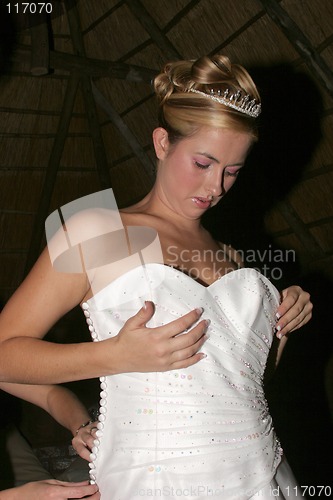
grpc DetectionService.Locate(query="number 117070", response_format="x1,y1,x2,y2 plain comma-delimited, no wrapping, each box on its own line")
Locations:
6,3,53,14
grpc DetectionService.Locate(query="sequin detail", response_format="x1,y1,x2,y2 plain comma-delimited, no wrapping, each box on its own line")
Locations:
81,265,283,498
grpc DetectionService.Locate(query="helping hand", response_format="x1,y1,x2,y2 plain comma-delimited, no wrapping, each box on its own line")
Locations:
72,421,99,462
5,480,100,499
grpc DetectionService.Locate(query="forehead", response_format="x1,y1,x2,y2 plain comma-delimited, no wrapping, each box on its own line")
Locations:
177,127,254,154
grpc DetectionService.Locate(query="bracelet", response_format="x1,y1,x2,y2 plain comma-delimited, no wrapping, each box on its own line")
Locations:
75,419,93,435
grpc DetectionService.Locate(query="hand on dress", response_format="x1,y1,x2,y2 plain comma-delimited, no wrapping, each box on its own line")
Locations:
3,480,100,499
113,301,208,372
72,421,99,461
275,286,312,338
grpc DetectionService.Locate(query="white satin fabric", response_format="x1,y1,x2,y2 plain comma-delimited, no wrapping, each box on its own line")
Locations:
82,265,299,499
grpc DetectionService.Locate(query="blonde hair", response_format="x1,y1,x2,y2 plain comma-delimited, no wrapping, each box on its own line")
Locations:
154,55,261,142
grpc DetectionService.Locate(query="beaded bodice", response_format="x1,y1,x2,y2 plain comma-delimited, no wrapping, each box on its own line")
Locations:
82,264,283,499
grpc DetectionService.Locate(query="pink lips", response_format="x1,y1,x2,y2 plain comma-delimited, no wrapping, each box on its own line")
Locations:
192,197,212,209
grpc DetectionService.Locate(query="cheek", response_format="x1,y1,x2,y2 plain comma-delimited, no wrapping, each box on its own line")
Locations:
223,176,238,192
169,159,197,188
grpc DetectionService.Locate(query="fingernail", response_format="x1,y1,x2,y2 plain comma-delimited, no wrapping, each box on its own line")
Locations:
204,319,211,329
276,312,281,319
275,325,283,339
195,307,204,315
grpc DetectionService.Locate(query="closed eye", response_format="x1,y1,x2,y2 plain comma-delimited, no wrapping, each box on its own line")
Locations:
225,170,240,177
195,161,211,170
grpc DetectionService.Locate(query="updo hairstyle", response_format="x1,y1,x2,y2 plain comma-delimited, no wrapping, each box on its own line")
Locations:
154,55,260,143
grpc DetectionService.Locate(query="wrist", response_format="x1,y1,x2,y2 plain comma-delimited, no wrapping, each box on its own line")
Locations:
94,336,121,376
74,419,93,436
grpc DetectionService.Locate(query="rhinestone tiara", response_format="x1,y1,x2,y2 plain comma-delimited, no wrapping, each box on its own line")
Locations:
189,88,261,118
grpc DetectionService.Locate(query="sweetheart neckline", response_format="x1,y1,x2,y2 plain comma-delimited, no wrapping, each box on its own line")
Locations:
84,264,268,306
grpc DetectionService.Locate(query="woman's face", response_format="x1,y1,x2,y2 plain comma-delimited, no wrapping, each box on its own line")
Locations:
153,126,253,220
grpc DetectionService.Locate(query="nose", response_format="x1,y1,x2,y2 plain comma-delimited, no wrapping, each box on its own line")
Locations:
206,169,224,197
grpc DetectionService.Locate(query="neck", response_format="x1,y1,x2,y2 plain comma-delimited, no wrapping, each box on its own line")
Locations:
135,186,203,232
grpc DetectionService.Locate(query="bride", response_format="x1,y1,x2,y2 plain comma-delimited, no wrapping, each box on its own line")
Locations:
0,55,312,499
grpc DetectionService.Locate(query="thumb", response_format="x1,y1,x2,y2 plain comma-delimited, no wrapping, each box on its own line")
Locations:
126,301,155,328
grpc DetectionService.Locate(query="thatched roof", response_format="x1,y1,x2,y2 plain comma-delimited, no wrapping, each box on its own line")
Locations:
1,0,333,301
1,1,333,487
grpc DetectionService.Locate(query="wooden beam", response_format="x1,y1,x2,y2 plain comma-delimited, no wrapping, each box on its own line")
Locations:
13,45,158,83
24,73,80,274
124,0,181,60
0,133,90,138
259,0,333,97
29,13,49,75
82,3,123,36
92,83,154,183
277,200,326,259
65,1,112,189
65,0,153,187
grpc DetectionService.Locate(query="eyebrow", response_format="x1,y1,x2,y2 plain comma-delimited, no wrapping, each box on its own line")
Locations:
195,152,245,167
195,152,220,163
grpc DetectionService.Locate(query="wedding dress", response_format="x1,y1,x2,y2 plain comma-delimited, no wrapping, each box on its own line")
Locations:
81,264,300,499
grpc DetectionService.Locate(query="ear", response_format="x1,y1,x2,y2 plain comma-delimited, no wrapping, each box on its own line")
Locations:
152,128,169,160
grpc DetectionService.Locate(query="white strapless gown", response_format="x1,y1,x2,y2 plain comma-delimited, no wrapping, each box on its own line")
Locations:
82,265,301,499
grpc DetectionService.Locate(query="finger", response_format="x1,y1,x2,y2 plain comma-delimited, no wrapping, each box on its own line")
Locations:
61,482,99,497
167,321,209,367
277,310,312,337
171,319,209,350
170,351,207,370
75,442,92,461
158,308,204,338
276,294,312,336
90,492,101,500
124,301,155,329
276,287,311,321
276,300,313,337
72,433,94,461
276,287,300,318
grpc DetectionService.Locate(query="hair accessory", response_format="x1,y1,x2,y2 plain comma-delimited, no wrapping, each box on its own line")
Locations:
189,88,261,118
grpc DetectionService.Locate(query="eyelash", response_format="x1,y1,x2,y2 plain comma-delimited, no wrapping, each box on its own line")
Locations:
225,170,240,177
195,161,211,170
195,161,241,177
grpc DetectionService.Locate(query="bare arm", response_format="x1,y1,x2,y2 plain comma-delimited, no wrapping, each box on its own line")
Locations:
0,382,91,437
0,248,208,384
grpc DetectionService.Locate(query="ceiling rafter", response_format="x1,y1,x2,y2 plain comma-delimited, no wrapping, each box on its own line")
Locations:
0,105,83,116
92,82,154,185
163,0,202,32
12,45,157,83
66,0,155,188
259,0,333,97
29,11,49,76
0,166,96,173
82,1,125,37
24,72,80,274
277,200,326,260
124,0,182,60
211,10,266,55
119,0,201,63
66,1,112,190
0,133,90,138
